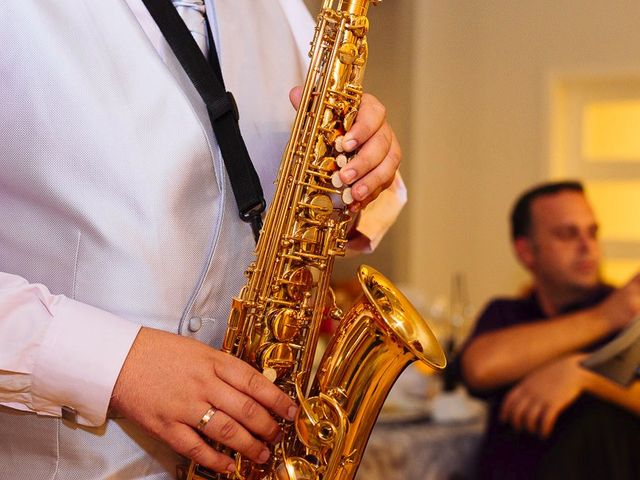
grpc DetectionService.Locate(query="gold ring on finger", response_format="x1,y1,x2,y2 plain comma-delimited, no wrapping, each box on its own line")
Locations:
196,407,217,432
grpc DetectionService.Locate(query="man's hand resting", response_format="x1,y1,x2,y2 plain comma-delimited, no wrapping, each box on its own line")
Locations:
499,354,586,439
109,327,298,474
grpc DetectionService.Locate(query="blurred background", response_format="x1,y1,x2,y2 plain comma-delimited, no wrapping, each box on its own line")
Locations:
305,0,640,331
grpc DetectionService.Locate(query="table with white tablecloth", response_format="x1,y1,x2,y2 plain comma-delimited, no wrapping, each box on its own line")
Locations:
356,413,486,480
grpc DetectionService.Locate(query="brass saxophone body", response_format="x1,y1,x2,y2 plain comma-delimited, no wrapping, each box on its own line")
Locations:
186,1,446,479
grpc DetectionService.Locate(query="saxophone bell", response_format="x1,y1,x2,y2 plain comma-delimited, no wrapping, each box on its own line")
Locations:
282,265,446,480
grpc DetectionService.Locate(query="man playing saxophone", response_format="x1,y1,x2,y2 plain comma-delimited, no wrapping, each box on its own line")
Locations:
0,1,405,478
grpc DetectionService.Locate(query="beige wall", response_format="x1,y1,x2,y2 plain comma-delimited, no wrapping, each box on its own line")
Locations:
302,1,640,315
405,0,640,312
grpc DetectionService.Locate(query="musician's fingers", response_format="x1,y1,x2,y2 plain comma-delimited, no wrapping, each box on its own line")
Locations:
213,351,298,423
205,380,282,443
193,407,271,465
289,86,303,110
164,423,236,474
341,93,387,150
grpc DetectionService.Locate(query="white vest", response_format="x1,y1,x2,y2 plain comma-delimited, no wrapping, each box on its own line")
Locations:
0,0,313,477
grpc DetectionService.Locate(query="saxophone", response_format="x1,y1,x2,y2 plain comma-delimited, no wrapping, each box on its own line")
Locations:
184,1,446,479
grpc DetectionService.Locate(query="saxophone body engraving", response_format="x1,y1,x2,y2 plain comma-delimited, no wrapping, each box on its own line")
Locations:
185,1,446,478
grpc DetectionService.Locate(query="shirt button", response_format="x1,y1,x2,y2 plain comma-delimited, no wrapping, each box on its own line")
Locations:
188,316,203,333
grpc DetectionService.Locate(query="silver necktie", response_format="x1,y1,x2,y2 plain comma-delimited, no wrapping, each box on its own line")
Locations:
172,0,208,55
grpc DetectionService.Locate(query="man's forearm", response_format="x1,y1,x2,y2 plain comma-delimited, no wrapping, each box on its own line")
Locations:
582,369,640,416
462,306,614,390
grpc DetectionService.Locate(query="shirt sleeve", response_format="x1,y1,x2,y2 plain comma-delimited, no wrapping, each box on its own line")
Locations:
348,171,408,253
0,272,141,427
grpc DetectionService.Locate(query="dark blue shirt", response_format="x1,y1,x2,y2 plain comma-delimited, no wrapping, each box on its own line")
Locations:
462,285,615,479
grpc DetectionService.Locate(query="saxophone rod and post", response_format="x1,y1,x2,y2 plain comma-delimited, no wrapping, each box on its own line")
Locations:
183,1,446,479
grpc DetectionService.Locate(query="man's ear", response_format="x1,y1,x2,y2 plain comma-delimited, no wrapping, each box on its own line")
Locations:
513,237,535,269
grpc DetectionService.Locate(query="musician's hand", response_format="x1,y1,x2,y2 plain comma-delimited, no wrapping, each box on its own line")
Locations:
110,327,297,474
289,87,402,212
499,354,586,438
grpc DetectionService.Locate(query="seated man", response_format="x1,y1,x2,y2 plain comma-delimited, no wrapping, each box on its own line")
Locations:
460,181,640,479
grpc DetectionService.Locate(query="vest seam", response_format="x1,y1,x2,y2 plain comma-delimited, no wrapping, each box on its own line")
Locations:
50,418,61,480
72,231,81,300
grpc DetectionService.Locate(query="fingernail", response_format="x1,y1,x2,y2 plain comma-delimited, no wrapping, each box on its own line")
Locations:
343,138,358,151
342,169,357,183
226,462,236,473
356,185,369,199
258,448,270,463
287,405,298,421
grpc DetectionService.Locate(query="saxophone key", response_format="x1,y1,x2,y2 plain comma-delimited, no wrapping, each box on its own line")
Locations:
347,16,369,37
338,43,358,65
336,154,348,168
269,308,302,342
318,156,338,172
259,342,297,379
284,267,314,301
331,171,343,188
343,109,358,131
341,187,354,205
263,367,277,383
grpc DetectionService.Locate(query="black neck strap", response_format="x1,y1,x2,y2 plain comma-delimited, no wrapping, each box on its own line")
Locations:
141,0,265,242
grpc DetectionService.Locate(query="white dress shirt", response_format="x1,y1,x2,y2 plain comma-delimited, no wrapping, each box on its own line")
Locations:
0,0,405,478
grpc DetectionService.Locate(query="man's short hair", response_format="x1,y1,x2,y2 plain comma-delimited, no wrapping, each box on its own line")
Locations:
510,180,584,240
